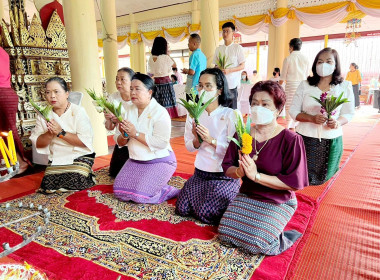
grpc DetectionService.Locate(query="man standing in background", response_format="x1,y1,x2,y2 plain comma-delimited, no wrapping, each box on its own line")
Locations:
280,38,309,130
213,22,245,109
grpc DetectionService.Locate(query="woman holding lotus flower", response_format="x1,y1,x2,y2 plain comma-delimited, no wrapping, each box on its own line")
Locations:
219,81,309,255
175,68,241,225
113,73,179,204
104,67,135,177
30,77,95,193
290,48,355,185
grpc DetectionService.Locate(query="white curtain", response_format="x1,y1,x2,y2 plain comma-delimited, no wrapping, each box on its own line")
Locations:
235,19,269,36
295,5,349,28
356,2,380,17
164,30,187,44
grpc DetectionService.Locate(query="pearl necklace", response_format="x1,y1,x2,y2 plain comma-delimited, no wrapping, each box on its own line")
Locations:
253,124,277,161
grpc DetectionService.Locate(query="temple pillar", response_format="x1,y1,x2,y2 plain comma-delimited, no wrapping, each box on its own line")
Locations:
324,34,329,48
256,41,260,73
267,0,300,78
200,0,219,67
62,0,108,156
0,0,4,21
191,0,200,25
130,13,146,73
100,0,118,93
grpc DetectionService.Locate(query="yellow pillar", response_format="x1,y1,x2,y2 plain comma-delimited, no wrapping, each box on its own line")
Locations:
200,0,219,67
0,0,4,21
192,0,200,25
256,41,260,74
100,0,118,93
62,0,108,156
267,0,301,78
324,34,329,48
130,13,146,73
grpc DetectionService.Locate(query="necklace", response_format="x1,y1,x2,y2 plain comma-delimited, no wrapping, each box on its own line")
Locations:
253,124,277,161
64,102,71,113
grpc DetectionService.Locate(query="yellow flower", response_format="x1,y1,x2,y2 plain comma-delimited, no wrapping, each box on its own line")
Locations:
241,132,253,154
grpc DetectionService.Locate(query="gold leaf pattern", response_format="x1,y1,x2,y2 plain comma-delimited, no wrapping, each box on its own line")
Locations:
27,14,47,48
46,10,67,49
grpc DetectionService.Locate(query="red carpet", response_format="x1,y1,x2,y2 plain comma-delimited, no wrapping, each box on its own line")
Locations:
0,171,317,280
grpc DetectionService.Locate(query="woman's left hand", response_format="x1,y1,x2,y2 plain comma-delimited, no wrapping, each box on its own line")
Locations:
196,124,212,144
239,154,258,182
46,119,62,136
327,118,340,129
120,121,138,138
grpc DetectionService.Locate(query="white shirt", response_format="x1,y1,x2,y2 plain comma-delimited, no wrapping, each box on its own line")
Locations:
114,98,173,161
280,51,309,82
30,103,94,165
148,55,175,77
185,106,239,172
213,43,245,89
290,80,355,139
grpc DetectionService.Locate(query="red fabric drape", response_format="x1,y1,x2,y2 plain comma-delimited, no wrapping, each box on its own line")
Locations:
39,0,64,30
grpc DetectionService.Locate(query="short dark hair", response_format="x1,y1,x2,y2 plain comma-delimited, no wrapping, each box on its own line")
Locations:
249,81,286,112
189,33,201,43
351,62,358,69
45,76,69,92
151,37,168,56
132,72,155,92
171,74,177,81
199,68,230,107
274,67,280,73
307,47,343,86
172,67,178,72
222,21,235,32
118,67,135,79
253,70,257,74
289,38,302,51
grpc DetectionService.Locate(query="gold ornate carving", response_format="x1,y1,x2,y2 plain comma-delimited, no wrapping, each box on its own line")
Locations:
27,14,47,48
18,7,29,46
38,57,49,75
1,20,14,48
56,59,67,75
9,8,20,46
15,56,25,75
46,10,67,49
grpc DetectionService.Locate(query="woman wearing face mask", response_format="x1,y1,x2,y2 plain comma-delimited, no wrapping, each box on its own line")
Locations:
113,73,179,204
30,77,95,193
104,67,135,177
219,81,309,255
176,68,241,225
289,48,355,185
241,71,251,84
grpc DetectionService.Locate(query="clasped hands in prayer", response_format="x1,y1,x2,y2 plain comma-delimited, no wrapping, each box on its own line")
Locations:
46,119,62,136
192,122,214,144
237,151,259,182
119,120,138,138
313,114,340,129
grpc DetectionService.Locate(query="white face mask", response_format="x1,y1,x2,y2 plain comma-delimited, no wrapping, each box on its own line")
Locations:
316,63,335,77
242,75,247,80
251,106,276,125
199,89,218,103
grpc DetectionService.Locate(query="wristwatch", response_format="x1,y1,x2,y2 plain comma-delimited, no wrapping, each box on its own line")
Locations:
135,131,140,138
255,172,261,182
57,129,66,138
211,138,217,145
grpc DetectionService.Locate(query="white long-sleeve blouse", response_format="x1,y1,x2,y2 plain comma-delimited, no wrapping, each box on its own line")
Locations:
289,80,355,139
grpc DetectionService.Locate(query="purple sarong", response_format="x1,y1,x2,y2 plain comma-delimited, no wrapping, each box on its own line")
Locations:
113,151,179,204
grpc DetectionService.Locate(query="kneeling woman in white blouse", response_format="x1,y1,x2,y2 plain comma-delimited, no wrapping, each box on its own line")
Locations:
176,68,241,225
30,77,95,194
113,73,179,204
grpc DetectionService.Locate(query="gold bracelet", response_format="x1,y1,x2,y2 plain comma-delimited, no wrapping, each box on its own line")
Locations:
235,167,242,178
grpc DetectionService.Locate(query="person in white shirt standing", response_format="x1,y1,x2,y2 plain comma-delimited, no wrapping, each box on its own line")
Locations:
176,68,240,225
213,22,245,109
280,38,309,130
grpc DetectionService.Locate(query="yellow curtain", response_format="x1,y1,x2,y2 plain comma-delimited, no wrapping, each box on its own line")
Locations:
341,10,366,22
297,2,348,14
358,0,380,9
141,30,164,40
272,7,289,19
234,14,266,26
164,26,189,37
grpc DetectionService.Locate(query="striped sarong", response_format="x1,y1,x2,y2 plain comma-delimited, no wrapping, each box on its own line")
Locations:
285,81,301,129
301,134,343,185
176,168,240,225
153,76,179,118
218,193,301,255
40,153,96,193
113,151,179,204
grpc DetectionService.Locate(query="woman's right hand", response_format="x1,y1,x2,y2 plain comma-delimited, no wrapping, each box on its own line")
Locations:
118,120,128,134
313,114,327,124
104,112,114,121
